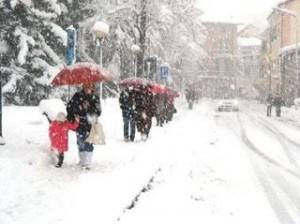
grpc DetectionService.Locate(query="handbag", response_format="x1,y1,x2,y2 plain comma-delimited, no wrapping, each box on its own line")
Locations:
86,121,106,145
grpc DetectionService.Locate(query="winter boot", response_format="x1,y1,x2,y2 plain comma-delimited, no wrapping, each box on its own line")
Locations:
55,153,64,168
130,135,135,142
78,151,86,167
84,152,93,170
141,134,147,141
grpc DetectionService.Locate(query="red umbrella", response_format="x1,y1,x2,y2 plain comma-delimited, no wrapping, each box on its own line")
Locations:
165,87,180,97
150,83,166,94
51,62,112,86
119,77,153,89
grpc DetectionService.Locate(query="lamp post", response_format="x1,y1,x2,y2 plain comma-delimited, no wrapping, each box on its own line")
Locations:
66,25,77,101
131,44,141,78
273,7,299,98
0,71,5,146
92,21,109,99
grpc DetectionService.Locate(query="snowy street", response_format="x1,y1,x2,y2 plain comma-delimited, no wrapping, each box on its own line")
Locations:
4,0,300,223
2,99,300,224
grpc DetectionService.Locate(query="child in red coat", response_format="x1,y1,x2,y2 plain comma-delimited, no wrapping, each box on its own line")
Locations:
49,112,79,168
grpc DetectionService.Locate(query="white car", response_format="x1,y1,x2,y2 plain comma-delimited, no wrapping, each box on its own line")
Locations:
217,99,239,112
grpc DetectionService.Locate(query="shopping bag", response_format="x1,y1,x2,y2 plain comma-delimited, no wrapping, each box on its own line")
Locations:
86,121,106,145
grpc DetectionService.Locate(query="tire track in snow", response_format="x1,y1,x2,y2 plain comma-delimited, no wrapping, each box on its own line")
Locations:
253,112,300,147
244,113,300,171
237,113,300,179
237,113,300,224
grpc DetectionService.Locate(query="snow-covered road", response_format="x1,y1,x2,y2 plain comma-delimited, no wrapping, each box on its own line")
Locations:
2,99,300,224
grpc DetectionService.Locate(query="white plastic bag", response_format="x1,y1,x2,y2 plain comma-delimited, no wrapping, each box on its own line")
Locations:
86,121,106,145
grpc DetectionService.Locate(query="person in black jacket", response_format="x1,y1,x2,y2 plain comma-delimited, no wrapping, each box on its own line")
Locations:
67,83,101,169
135,85,155,141
119,87,136,142
266,94,273,117
186,88,196,109
273,94,284,117
154,93,167,127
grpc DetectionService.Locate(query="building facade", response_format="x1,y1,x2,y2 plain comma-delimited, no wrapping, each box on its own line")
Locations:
265,0,300,105
201,22,238,98
237,37,262,99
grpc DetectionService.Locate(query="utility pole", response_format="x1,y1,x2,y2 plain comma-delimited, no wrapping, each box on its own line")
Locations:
0,71,5,145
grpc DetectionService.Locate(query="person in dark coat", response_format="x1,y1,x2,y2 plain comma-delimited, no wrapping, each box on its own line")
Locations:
186,88,196,109
67,83,101,169
119,87,136,142
273,94,284,117
166,96,177,122
135,85,155,141
154,93,167,127
266,94,273,117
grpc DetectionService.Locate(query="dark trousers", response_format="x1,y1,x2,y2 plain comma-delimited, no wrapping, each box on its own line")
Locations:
76,132,94,152
267,104,272,117
123,115,136,141
156,114,164,127
276,106,281,117
145,118,152,136
188,100,194,109
136,116,152,136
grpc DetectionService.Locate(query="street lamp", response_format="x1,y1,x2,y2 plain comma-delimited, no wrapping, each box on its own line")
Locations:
273,7,299,97
92,21,109,99
131,44,141,78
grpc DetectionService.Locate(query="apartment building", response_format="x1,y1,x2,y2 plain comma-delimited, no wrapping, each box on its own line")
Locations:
201,21,238,98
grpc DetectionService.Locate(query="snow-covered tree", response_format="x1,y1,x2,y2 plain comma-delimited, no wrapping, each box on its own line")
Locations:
147,0,206,87
0,0,66,105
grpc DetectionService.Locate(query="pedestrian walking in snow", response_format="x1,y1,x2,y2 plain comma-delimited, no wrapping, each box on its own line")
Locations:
266,94,273,117
186,88,196,109
49,112,79,168
135,85,155,141
273,94,284,117
154,93,167,127
166,97,177,122
67,83,101,169
119,87,136,142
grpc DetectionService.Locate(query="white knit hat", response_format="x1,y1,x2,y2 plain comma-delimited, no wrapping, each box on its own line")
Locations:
55,112,66,122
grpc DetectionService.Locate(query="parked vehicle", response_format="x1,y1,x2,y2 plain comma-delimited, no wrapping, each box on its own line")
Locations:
217,99,239,112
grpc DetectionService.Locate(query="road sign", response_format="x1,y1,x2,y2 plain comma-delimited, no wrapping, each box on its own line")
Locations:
144,57,157,80
160,64,169,80
66,26,76,65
